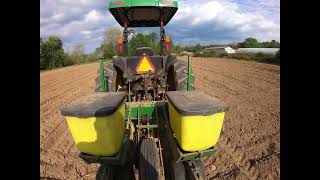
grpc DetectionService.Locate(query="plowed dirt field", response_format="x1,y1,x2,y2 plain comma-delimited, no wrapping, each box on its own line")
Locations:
40,57,280,180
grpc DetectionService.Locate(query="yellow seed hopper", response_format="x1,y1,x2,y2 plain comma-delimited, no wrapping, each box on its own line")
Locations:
61,92,127,156
166,91,229,152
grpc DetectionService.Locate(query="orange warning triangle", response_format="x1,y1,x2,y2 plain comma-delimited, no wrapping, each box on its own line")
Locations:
136,55,155,74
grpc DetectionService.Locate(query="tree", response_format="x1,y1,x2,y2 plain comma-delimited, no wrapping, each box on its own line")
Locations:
48,36,64,68
96,30,175,57
193,43,204,53
130,33,149,48
172,44,182,54
40,38,45,70
269,40,280,48
259,40,280,48
99,27,122,59
238,38,280,48
71,43,85,64
229,42,239,49
86,52,99,62
150,32,158,52
128,33,153,55
240,37,260,48
40,36,65,70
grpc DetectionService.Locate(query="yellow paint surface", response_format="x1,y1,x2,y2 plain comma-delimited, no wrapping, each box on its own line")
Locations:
168,102,225,152
136,56,154,73
65,103,125,156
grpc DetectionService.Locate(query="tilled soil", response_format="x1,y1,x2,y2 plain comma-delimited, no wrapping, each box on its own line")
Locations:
40,64,99,180
40,57,280,180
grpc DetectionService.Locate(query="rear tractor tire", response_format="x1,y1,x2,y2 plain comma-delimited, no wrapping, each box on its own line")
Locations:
139,138,161,180
173,162,186,180
167,60,195,91
96,163,134,180
95,63,117,92
96,165,113,180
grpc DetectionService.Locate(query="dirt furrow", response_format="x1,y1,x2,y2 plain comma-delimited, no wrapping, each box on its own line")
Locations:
194,65,279,91
40,69,95,94
40,65,97,92
40,70,95,103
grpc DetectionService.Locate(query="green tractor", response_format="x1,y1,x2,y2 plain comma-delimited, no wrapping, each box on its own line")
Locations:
61,1,229,180
95,0,194,95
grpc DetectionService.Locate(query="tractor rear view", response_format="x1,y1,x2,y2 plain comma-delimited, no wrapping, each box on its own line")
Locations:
61,1,229,179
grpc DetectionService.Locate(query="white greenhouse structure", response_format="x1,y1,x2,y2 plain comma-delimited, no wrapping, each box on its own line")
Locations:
236,48,279,55
202,47,236,54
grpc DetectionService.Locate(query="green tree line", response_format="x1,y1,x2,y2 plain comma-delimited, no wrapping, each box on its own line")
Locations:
237,37,280,48
40,36,98,70
96,27,174,59
40,36,65,70
41,27,280,70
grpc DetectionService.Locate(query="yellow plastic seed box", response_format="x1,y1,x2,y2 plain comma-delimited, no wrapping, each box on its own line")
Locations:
166,91,228,152
61,92,127,156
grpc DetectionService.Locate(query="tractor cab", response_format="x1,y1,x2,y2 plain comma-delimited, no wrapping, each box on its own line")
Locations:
103,0,182,101
109,0,177,56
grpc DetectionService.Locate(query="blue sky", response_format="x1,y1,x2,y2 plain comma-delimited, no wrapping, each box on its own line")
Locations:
40,0,280,53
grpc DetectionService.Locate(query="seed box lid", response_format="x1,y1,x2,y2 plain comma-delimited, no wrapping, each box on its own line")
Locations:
166,91,229,116
61,92,127,118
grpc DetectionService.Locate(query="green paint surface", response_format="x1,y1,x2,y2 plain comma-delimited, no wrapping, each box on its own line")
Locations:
108,0,178,9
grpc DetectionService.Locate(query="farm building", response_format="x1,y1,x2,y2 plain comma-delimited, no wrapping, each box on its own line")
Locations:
180,51,194,56
202,47,236,54
236,48,279,55
224,47,236,54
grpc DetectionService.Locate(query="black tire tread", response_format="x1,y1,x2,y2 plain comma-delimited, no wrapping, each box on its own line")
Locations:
96,163,134,180
174,162,186,180
139,138,161,180
96,165,111,180
171,61,195,91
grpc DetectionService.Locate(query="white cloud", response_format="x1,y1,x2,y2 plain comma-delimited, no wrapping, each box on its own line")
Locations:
40,0,280,53
40,0,116,52
169,0,279,43
84,10,103,22
81,30,91,35
258,0,280,9
52,13,65,21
